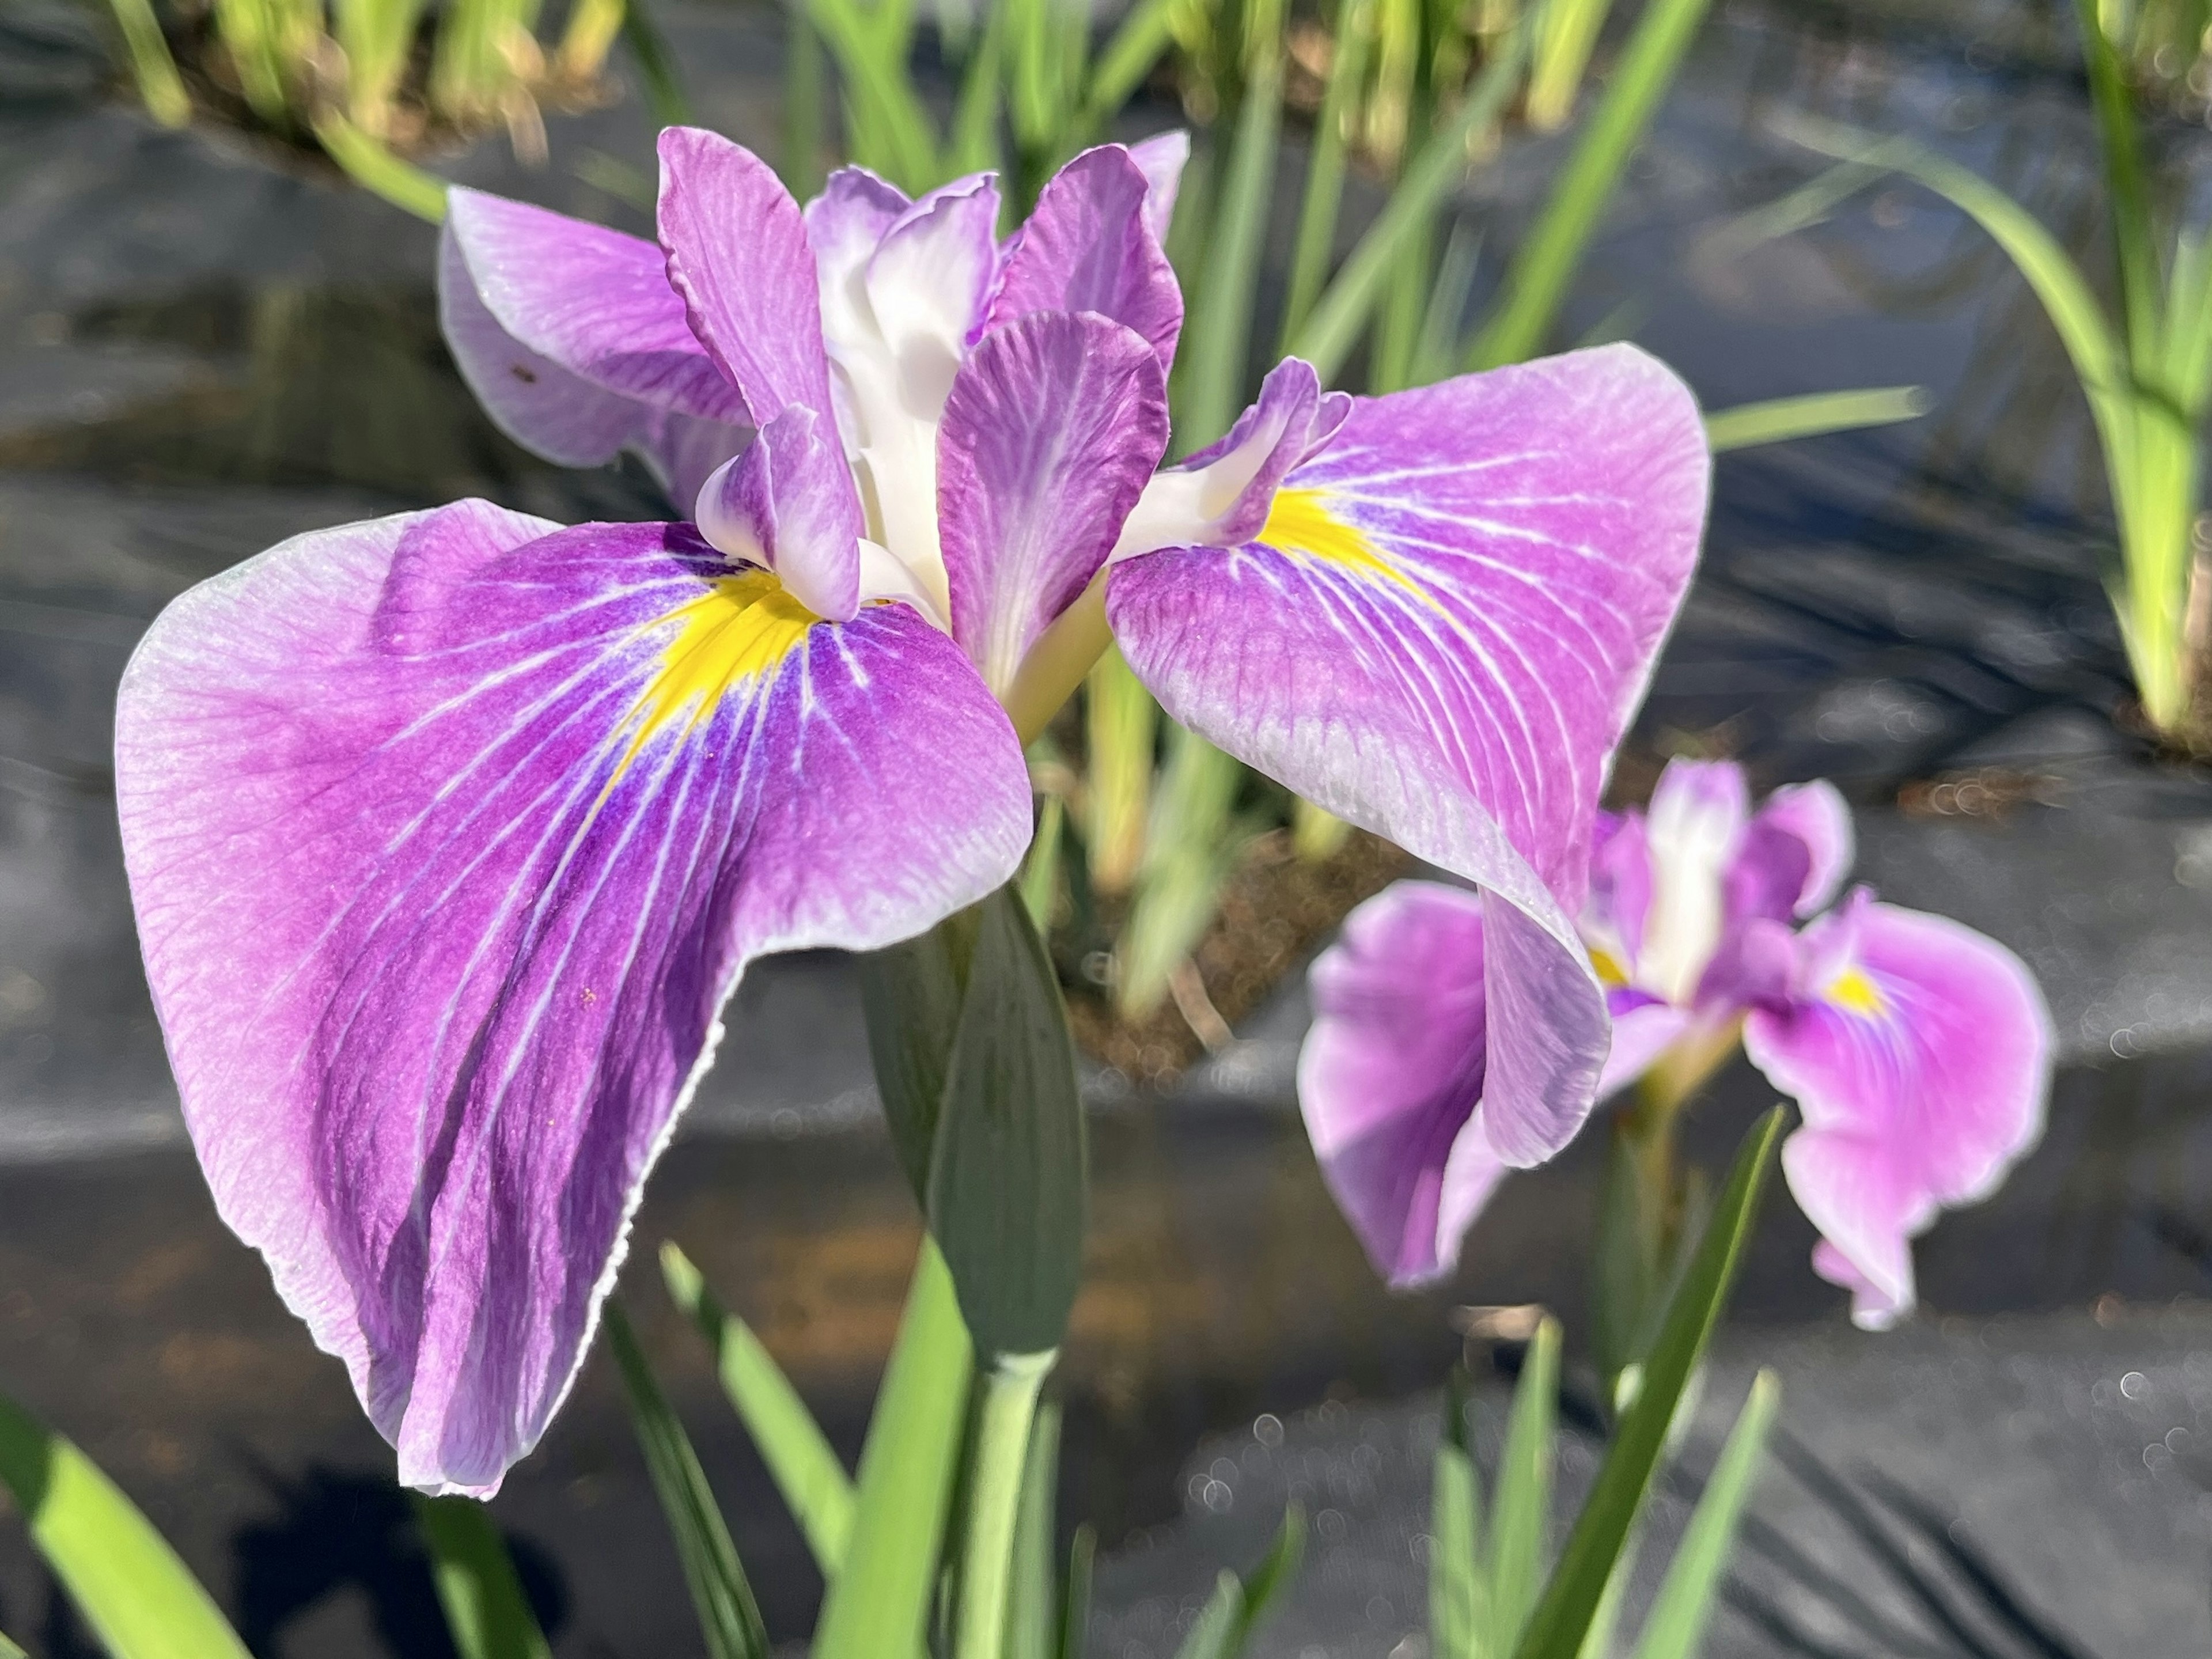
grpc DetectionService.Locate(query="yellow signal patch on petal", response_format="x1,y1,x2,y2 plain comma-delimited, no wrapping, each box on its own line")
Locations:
1260,487,1430,603
1823,965,1888,1017
614,570,817,777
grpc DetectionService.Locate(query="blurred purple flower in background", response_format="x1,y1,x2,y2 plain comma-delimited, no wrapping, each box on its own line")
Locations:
114,127,1710,1494
1302,757,2054,1328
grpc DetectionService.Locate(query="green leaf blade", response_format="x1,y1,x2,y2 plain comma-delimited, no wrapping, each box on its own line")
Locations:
414,1495,556,1659
1703,386,1929,453
1487,1317,1561,1654
1631,1370,1779,1659
604,1306,770,1659
0,1388,252,1659
660,1243,856,1578
1509,1106,1785,1659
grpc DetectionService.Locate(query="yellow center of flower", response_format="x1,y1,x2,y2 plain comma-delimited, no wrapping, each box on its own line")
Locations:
614,570,817,778
1824,965,1887,1017
1261,487,1407,587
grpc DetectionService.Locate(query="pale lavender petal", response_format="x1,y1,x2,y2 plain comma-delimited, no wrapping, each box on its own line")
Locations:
1595,989,1691,1099
438,211,748,503
1744,893,2053,1330
1298,881,1501,1283
444,188,747,423
1112,358,1349,558
1113,345,1710,1168
1745,778,1854,919
1638,759,1751,1007
864,173,1004,408
1126,131,1191,246
115,503,1028,1494
805,166,910,286
657,127,838,427
695,404,862,620
1583,810,1653,982
987,146,1183,371
938,313,1169,693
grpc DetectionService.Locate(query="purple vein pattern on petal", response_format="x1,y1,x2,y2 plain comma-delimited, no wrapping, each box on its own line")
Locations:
938,313,1170,692
987,146,1184,372
1111,344,1710,1166
657,127,838,426
1300,881,1506,1285
115,502,1029,1495
1744,896,2052,1330
438,210,748,505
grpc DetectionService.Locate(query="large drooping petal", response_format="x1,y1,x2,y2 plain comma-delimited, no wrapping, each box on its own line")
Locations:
438,196,749,503
115,502,1029,1495
937,313,1169,694
987,145,1184,372
1299,881,1506,1284
1113,345,1709,1166
1743,893,2052,1330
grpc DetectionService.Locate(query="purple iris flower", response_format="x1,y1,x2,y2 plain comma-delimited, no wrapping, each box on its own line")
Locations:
1301,757,2055,1328
113,127,1710,1493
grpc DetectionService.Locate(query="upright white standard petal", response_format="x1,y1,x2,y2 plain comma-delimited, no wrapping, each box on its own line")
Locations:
1636,761,1749,1005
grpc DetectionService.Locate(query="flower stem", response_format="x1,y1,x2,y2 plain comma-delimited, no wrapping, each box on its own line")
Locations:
953,1350,1056,1659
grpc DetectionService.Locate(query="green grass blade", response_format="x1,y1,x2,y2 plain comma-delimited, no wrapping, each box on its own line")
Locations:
556,0,626,80
1280,0,1375,352
1291,21,1529,382
1630,1370,1779,1659
1412,217,1481,389
1572,1520,1641,1659
1115,728,1247,1020
604,1306,770,1659
103,0,191,126
1175,0,1285,449
1005,1396,1063,1659
2161,226,2212,418
1785,120,2131,470
1703,385,1928,453
1468,0,1712,369
0,1387,252,1659
805,0,940,188
1175,1505,1308,1659
313,111,451,222
1084,648,1156,897
1177,1571,1245,1659
1020,791,1065,933
1509,1106,1784,1659
1429,1368,1484,1659
1487,1317,1560,1655
949,3,1007,182
1527,0,1611,131
413,1496,556,1659
621,0,694,127
660,1242,857,1577
1696,152,1896,266
812,1238,976,1659
781,5,830,198
0,1626,22,1658
1059,1524,1095,1659
1074,0,1177,149
2073,0,2162,375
